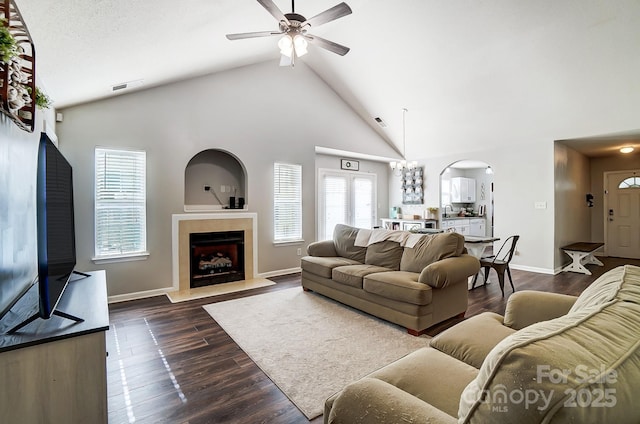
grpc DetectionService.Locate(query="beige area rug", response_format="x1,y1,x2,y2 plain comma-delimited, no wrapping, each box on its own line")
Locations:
166,278,275,303
203,287,430,420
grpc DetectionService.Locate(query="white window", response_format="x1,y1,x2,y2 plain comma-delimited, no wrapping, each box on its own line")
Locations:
94,148,147,260
273,162,302,243
318,169,376,240
619,177,640,189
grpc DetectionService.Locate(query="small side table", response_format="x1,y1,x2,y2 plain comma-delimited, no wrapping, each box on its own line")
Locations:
560,242,604,275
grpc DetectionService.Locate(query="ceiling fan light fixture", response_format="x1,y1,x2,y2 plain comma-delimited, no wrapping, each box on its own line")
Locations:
293,34,308,56
226,1,352,65
278,34,293,57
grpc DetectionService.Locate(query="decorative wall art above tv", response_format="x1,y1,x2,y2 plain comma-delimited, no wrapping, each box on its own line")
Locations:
401,166,424,205
0,0,35,132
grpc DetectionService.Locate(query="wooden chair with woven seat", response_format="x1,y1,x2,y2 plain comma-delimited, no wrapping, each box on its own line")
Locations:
472,235,520,297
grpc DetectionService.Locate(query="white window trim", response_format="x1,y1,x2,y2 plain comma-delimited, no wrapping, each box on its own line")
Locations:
317,168,377,240
92,251,150,264
273,162,303,243
94,147,147,261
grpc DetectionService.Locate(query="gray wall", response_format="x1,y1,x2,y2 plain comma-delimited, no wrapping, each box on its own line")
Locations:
57,61,398,297
554,143,591,269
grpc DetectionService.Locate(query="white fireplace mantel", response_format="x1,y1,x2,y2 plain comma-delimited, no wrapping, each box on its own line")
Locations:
171,213,258,291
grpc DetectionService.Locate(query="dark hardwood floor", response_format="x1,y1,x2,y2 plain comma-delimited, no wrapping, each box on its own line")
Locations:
106,257,640,423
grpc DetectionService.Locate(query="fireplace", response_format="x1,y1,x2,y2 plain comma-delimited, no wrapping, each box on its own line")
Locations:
172,213,257,294
190,231,245,288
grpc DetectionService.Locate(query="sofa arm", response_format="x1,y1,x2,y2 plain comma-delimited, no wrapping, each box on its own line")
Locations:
306,240,337,257
326,378,456,424
503,290,578,330
419,254,480,288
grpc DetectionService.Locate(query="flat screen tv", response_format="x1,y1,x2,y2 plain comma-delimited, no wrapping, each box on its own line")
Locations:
7,133,85,333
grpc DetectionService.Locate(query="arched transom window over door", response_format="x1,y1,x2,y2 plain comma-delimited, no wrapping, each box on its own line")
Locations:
618,177,640,188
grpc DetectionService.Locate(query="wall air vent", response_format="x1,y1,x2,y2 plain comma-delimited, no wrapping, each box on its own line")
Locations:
111,79,144,92
374,117,387,128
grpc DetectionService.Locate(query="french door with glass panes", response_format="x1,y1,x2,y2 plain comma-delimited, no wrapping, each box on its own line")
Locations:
318,169,377,240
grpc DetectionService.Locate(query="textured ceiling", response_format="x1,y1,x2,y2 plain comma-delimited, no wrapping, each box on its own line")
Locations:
14,0,640,158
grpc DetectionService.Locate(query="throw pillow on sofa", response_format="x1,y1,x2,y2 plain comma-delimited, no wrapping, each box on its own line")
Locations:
365,241,404,270
333,224,367,263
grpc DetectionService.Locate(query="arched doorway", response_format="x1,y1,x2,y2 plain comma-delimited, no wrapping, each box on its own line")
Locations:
440,160,494,236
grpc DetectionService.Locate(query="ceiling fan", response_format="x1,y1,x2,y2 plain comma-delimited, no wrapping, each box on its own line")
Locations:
226,0,352,67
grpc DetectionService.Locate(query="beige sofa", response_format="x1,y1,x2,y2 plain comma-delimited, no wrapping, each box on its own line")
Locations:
301,224,480,335
325,264,640,423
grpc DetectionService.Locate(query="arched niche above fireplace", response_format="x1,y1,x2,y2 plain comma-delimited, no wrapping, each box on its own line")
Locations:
184,149,247,211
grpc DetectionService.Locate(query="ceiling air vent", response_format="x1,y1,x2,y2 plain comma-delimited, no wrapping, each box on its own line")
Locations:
374,117,387,128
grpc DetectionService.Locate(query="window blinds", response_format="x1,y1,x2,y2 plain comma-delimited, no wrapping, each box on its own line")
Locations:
273,162,302,242
95,148,147,258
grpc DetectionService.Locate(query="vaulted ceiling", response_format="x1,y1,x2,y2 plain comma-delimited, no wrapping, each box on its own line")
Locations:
15,0,640,158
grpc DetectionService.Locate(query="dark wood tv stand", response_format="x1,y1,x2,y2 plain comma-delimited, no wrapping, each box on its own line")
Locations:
0,270,109,423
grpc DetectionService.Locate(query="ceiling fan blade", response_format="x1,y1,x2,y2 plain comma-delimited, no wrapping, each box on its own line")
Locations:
304,34,350,56
257,0,290,26
302,2,352,28
226,31,283,40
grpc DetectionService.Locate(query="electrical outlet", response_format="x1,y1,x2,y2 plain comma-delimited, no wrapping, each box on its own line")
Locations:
297,248,302,256
220,185,225,193
534,201,547,209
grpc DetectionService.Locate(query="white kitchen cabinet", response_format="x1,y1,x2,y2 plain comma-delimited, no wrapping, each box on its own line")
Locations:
450,177,476,203
442,218,470,235
469,218,486,236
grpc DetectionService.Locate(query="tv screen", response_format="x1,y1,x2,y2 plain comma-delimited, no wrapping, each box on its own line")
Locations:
37,132,77,319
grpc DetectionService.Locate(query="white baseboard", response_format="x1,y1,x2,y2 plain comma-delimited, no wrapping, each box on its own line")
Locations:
108,287,173,304
257,267,301,279
510,264,555,275
107,268,302,304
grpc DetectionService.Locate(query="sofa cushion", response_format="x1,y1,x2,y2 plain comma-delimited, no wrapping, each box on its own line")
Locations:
365,240,404,270
332,264,392,289
366,347,479,419
300,256,362,279
459,299,640,423
430,312,516,369
569,264,640,313
400,232,465,273
327,377,458,424
333,224,367,263
364,271,432,305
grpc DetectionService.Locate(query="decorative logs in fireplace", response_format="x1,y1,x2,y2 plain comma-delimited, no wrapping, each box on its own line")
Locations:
190,231,245,288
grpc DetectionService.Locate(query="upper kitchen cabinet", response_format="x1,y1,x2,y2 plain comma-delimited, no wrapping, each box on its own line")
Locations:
451,177,476,203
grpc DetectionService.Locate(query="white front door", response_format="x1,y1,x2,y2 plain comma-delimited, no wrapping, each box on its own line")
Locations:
605,170,640,259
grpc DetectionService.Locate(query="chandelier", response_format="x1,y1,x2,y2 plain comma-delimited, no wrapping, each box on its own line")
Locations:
390,108,417,176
